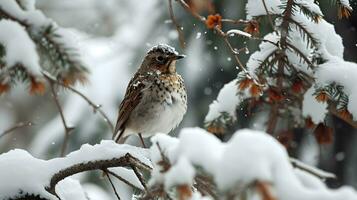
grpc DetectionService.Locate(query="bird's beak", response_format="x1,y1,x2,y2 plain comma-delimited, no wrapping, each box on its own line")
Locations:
174,54,186,60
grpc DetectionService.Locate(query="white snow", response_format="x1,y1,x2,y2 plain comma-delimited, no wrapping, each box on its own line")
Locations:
295,0,323,17
339,0,352,9
246,0,282,19
164,156,195,189
302,87,327,124
0,0,51,28
0,141,151,199
204,80,240,122
315,57,357,120
0,20,41,76
151,127,357,199
56,178,87,200
227,29,252,38
246,33,279,78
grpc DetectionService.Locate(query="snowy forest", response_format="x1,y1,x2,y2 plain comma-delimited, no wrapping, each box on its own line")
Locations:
0,0,357,199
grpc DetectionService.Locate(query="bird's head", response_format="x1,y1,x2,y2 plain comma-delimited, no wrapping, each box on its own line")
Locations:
140,44,185,74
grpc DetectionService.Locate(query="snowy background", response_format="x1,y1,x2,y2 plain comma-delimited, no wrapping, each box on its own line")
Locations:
0,0,357,198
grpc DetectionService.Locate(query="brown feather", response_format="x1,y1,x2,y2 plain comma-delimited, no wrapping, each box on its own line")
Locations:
113,72,146,141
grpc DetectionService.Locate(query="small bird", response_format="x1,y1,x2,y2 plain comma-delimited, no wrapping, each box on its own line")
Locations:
113,44,187,146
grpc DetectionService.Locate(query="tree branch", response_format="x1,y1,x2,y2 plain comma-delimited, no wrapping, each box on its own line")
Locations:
0,121,34,139
46,153,151,195
45,75,75,157
290,158,336,179
106,169,144,190
261,0,276,31
168,0,186,48
174,0,248,74
103,169,121,200
42,72,114,133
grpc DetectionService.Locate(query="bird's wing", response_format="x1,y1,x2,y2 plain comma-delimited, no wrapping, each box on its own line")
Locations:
113,72,147,140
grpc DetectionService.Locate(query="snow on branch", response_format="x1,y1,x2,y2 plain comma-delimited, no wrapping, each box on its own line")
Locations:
0,141,151,200
0,0,88,95
149,128,357,200
204,80,251,135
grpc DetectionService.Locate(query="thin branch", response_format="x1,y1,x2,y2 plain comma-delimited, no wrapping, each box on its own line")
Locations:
45,76,74,157
106,169,143,190
194,175,218,199
290,158,336,179
0,121,34,139
46,153,151,195
103,170,121,200
42,72,114,132
221,18,250,25
131,164,148,191
286,42,314,68
168,0,186,48
174,0,248,74
261,0,276,31
266,0,294,135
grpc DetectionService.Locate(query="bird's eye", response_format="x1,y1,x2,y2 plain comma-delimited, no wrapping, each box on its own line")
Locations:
156,56,164,62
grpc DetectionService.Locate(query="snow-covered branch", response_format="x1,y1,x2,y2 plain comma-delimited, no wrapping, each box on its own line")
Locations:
0,0,88,95
148,128,357,200
0,141,151,200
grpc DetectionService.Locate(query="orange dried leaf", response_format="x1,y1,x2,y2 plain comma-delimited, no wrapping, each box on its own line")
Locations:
238,78,252,90
206,124,225,135
291,80,304,93
256,181,276,200
314,123,333,144
305,117,315,129
315,91,329,103
0,83,10,94
250,84,261,97
277,130,293,148
338,6,352,19
244,20,260,35
206,14,222,29
30,78,45,95
62,73,88,87
338,109,352,121
177,184,192,200
268,89,283,102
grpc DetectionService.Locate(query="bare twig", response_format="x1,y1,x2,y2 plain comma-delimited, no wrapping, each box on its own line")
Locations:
261,0,276,31
138,133,147,148
255,181,276,200
46,153,151,195
45,76,75,157
103,170,121,200
194,175,218,199
42,72,114,132
266,0,294,135
174,0,248,73
290,158,336,179
221,18,250,25
131,164,148,191
106,169,143,190
0,121,34,139
168,0,186,48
